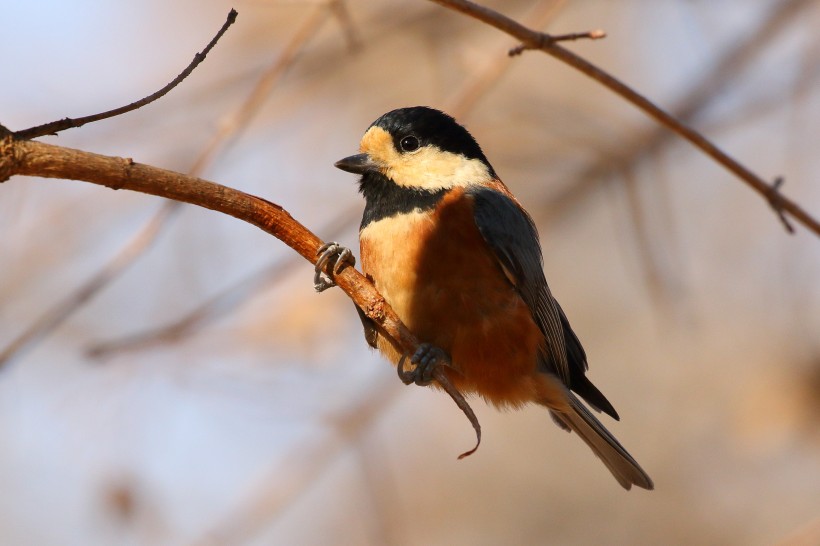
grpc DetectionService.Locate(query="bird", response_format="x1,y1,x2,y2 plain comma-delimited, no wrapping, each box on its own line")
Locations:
319,106,653,490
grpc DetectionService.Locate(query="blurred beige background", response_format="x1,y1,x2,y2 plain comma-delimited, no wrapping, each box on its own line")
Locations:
1,1,819,545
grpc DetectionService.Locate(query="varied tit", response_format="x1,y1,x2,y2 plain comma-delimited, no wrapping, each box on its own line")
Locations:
319,106,653,490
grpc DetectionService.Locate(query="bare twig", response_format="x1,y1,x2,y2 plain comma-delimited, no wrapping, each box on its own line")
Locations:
1,5,338,367
0,137,481,458
508,28,604,55
447,0,567,117
85,204,360,358
14,10,238,140
537,0,814,314
194,3,333,168
0,202,176,367
428,0,820,237
328,0,361,52
439,370,480,459
548,0,815,223
766,177,795,233
1,8,239,365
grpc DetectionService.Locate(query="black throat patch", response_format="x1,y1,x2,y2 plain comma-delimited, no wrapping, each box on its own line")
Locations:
358,171,447,230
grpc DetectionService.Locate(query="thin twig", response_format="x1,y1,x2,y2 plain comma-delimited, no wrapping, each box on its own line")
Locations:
14,10,238,140
193,3,332,170
767,177,795,233
447,0,567,118
548,0,814,223
0,202,177,368
78,3,346,358
611,163,680,312
439,371,481,459
85,204,360,358
1,5,336,367
508,28,604,55
0,137,481,459
1,8,239,362
328,0,362,52
428,0,820,237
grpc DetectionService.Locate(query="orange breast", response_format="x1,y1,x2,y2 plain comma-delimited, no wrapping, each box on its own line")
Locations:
360,187,549,408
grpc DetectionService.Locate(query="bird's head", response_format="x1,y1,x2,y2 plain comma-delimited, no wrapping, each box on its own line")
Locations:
335,106,496,191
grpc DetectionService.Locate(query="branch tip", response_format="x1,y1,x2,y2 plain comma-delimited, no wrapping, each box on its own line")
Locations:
767,177,796,234
433,0,819,236
14,8,238,140
432,368,481,459
508,28,607,56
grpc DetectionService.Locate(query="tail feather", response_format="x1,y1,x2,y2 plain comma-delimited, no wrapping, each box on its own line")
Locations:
550,395,653,490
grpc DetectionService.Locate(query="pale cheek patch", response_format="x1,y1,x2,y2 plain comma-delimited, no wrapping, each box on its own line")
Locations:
359,126,493,191
387,148,493,190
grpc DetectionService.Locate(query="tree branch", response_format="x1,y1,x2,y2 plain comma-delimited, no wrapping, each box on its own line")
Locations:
13,9,238,140
428,0,820,237
0,136,480,459
0,5,338,368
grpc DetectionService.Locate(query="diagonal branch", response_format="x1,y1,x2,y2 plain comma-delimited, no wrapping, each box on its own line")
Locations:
1,4,339,367
85,205,360,358
0,136,480,459
548,0,815,223
428,0,820,237
14,9,238,140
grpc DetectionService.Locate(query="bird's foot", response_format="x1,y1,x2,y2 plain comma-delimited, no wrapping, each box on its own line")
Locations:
398,343,450,386
314,242,355,292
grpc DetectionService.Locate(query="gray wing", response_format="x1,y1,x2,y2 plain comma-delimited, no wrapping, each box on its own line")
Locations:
469,186,618,419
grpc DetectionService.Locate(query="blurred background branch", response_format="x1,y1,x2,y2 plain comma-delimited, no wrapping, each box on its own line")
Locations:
1,1,818,545
431,0,820,236
0,2,348,368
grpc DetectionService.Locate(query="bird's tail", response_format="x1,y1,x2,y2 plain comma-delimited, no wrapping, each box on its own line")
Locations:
549,395,654,490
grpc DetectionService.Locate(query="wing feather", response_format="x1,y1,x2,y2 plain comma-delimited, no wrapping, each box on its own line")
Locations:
469,186,569,383
468,186,618,419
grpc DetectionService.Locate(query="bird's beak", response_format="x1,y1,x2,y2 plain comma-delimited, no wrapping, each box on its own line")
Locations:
334,153,378,175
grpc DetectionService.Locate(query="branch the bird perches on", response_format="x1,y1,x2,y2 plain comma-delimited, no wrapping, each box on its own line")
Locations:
0,135,482,458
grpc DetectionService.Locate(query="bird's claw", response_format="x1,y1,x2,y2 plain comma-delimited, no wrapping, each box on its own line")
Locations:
398,343,450,386
314,242,355,292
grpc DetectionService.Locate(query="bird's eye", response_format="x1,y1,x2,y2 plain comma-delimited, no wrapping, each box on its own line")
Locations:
399,135,420,152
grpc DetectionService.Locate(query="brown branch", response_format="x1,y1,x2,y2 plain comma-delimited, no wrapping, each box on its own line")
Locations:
85,205,360,358
547,0,814,224
507,28,604,55
13,9,238,140
428,0,820,237
446,0,567,118
0,5,338,367
0,136,480,458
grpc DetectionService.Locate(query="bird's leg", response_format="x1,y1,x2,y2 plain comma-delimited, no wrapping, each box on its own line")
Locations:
398,343,451,386
314,242,355,292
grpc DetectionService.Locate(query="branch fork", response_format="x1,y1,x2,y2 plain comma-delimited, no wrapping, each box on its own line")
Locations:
766,177,795,233
509,28,606,56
